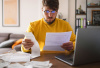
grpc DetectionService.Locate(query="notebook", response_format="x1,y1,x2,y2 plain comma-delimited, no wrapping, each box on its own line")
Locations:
55,28,100,66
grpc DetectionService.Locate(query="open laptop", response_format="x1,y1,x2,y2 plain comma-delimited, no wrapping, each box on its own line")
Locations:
55,28,100,66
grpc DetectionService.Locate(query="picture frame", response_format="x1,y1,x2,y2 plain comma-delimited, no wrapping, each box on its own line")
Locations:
91,10,100,25
2,0,20,27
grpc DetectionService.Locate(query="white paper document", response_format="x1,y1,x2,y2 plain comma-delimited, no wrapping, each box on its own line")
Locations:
0,48,12,54
24,61,52,68
2,61,52,68
0,50,31,62
44,31,72,51
0,50,52,68
24,32,40,59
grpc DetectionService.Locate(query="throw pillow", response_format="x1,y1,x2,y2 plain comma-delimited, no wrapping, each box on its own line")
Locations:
12,39,23,49
14,44,21,51
0,40,16,48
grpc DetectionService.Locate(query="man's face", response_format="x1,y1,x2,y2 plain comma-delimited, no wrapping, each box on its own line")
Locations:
42,6,58,24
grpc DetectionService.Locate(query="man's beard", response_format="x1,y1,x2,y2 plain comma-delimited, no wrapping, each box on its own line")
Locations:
45,17,56,24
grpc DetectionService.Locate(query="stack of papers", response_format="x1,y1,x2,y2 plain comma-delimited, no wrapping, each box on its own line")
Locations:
0,62,10,68
0,49,52,68
24,61,52,68
0,50,31,62
0,61,52,68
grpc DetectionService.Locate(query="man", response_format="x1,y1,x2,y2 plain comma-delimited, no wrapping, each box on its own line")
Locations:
21,0,76,52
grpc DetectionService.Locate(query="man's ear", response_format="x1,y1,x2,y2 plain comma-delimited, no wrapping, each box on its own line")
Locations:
56,10,58,14
42,8,43,11
56,10,58,13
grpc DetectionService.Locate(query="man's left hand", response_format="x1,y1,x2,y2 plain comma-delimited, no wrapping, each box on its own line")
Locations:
61,41,73,51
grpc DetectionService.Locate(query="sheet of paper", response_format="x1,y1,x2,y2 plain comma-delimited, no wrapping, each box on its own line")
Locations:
0,62,10,68
44,31,72,51
0,59,52,68
0,49,52,68
8,63,25,68
24,61,52,68
24,32,40,59
0,48,12,54
0,51,31,62
7,61,52,68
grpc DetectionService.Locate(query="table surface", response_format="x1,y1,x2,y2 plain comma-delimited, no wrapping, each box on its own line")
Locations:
30,51,100,68
0,49,100,68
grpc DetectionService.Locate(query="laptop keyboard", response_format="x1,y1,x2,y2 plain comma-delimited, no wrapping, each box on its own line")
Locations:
69,58,73,61
55,52,74,64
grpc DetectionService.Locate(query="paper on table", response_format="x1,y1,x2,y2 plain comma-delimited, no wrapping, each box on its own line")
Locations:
0,48,12,54
7,60,52,68
7,63,31,68
44,31,72,51
24,61,52,68
1,51,31,62
24,32,40,59
0,50,52,68
0,62,10,68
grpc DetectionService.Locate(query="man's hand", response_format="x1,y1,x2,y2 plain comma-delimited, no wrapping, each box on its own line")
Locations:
61,41,73,51
22,39,34,50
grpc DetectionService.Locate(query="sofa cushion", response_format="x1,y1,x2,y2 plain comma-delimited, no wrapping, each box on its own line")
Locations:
14,44,21,51
9,34,24,40
0,37,9,43
0,33,11,43
0,40,16,48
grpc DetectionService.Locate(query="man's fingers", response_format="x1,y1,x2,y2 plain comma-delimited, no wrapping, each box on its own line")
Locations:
22,39,34,50
61,45,72,49
63,42,73,46
24,44,33,50
22,39,34,45
61,44,73,48
61,42,73,51
24,44,33,47
24,41,34,45
22,39,32,42
62,47,73,51
22,42,34,47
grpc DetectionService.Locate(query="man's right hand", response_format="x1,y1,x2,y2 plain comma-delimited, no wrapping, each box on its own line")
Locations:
22,39,34,50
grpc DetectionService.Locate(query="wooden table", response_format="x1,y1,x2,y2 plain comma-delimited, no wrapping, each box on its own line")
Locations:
1,50,100,68
31,51,100,68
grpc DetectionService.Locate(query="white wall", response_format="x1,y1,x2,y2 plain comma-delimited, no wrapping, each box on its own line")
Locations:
68,0,75,33
0,0,69,33
0,0,40,33
59,0,68,21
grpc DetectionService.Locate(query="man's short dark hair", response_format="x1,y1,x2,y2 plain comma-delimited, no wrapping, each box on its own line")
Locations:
42,0,59,11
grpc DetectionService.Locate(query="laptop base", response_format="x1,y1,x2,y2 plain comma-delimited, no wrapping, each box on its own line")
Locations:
55,53,74,66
